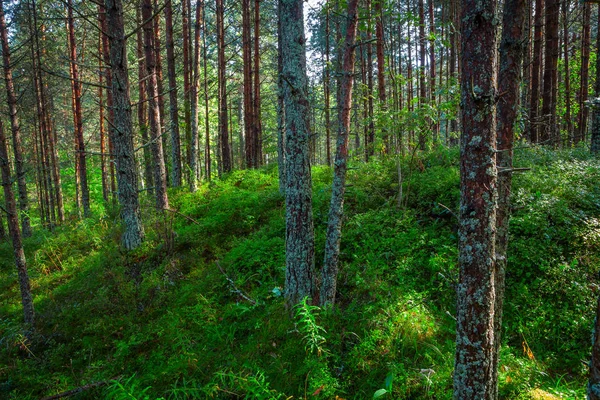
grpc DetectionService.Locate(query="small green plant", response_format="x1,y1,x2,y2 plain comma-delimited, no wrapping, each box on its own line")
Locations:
294,297,328,357
105,375,163,400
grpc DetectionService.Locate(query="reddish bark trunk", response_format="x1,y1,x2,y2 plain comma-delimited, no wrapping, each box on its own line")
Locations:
0,119,34,327
67,0,90,217
0,0,31,236
164,0,182,187
320,0,359,306
453,0,499,395
142,0,169,209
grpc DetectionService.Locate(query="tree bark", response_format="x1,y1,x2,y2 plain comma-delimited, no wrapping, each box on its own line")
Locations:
453,0,498,396
561,0,571,144
253,0,262,165
280,0,315,307
324,1,331,166
374,0,388,153
67,0,90,217
277,0,285,194
418,0,427,150
541,0,559,145
493,0,527,394
0,119,34,327
202,2,211,181
190,0,202,191
105,0,145,250
164,0,182,187
590,8,600,155
320,0,359,306
216,0,231,173
136,4,153,192
242,0,255,168
529,0,543,142
183,0,192,182
0,0,31,236
153,0,169,184
576,3,591,145
142,0,169,210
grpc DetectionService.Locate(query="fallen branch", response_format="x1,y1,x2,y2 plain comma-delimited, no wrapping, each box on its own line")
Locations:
215,260,256,305
40,381,109,400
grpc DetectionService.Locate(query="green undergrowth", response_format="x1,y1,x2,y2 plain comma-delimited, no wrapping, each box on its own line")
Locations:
0,146,598,399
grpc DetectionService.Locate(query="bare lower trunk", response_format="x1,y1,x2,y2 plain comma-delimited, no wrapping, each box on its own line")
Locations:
142,0,169,210
105,0,144,250
576,3,591,144
190,0,202,191
493,0,527,394
0,0,31,236
164,0,182,187
280,0,315,307
453,0,498,395
320,0,359,306
67,0,90,217
0,120,34,327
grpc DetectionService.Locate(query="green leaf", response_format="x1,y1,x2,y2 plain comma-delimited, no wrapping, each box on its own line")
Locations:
373,388,388,398
384,372,394,391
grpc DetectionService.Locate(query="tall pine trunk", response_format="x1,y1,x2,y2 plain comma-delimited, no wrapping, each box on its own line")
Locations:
165,0,182,186
529,0,543,142
0,0,31,236
216,0,231,173
576,3,591,144
142,0,169,210
105,0,144,250
190,0,202,191
453,0,498,396
67,0,90,217
0,119,34,327
320,0,359,306
493,0,527,394
280,0,315,307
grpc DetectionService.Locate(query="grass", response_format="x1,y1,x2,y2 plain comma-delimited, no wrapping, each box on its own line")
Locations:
0,145,598,399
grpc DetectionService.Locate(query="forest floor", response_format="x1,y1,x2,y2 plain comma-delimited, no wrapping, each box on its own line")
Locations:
0,146,599,399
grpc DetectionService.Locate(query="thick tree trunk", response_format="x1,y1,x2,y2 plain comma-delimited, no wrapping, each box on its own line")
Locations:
67,0,90,217
280,0,315,307
0,120,34,327
493,0,527,394
142,0,169,210
0,0,31,236
576,3,591,145
105,0,144,250
529,0,543,142
453,0,498,396
164,0,182,187
320,0,359,306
